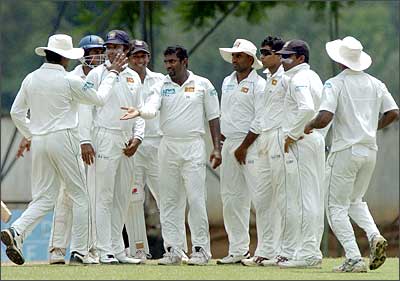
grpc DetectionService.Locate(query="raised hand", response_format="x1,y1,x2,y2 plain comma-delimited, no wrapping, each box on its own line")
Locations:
107,53,128,74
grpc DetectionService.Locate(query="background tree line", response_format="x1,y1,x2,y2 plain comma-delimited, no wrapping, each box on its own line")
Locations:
1,1,399,114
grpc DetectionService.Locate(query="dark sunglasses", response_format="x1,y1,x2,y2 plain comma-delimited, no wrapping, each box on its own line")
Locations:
280,53,295,59
260,49,274,56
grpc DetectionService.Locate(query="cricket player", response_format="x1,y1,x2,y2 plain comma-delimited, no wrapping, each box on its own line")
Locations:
124,39,164,261
79,30,144,264
1,34,126,265
120,45,222,266
48,34,106,264
216,39,271,265
275,40,326,268
305,36,399,272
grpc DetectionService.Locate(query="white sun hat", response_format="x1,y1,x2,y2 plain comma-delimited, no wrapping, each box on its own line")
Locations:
219,39,263,70
325,36,372,71
35,34,84,59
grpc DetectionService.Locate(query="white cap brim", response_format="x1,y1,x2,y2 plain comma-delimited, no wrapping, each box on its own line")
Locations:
325,40,372,71
219,47,263,70
35,46,84,60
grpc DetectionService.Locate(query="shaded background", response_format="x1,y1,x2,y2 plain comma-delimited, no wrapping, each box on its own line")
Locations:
1,0,399,260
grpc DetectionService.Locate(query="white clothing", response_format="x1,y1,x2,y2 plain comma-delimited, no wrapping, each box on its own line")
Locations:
220,69,274,257
10,63,117,140
158,136,210,254
220,70,266,137
325,147,379,260
320,69,398,152
282,63,325,260
10,63,118,255
322,70,398,260
126,68,164,256
139,71,220,137
49,64,97,254
255,66,299,259
139,70,220,256
79,62,145,143
282,63,323,140
78,62,144,258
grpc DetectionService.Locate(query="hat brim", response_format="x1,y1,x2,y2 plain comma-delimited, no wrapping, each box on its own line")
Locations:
104,39,129,46
35,47,84,59
275,49,296,55
325,40,372,71
219,47,263,70
131,48,150,54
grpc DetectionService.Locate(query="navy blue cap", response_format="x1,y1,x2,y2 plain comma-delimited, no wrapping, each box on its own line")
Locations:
104,30,130,46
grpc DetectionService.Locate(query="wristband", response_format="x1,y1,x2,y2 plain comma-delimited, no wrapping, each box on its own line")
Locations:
110,69,119,75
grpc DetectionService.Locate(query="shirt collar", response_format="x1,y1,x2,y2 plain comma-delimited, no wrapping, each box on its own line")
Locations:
229,68,258,84
41,63,66,72
284,63,310,78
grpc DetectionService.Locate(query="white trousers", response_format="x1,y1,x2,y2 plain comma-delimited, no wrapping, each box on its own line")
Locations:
90,127,135,258
326,146,380,260
12,129,90,255
49,166,96,254
293,132,325,260
158,136,211,255
257,128,300,259
220,137,273,257
126,137,160,255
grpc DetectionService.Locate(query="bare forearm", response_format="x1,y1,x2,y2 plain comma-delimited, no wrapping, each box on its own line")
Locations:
209,118,222,151
378,109,400,130
240,131,259,150
309,111,334,130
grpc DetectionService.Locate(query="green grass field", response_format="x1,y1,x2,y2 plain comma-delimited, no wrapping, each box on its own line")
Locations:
0,258,398,280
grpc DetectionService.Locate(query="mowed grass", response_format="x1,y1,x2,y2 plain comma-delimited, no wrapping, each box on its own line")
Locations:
0,258,398,280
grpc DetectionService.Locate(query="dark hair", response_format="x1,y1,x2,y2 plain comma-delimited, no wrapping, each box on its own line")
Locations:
44,50,63,64
261,36,285,52
163,45,188,61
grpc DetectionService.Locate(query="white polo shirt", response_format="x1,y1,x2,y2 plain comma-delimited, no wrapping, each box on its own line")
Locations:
220,69,266,138
140,68,165,137
320,69,399,152
258,65,285,132
10,63,117,140
282,63,323,140
139,71,220,138
80,62,145,142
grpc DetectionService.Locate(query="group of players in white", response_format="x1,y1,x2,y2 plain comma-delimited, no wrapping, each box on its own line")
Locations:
1,29,398,273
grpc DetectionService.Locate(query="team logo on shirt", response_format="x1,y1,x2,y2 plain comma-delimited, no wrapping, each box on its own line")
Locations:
82,81,94,91
210,89,218,97
241,87,249,93
126,77,134,83
184,86,195,92
324,82,332,88
161,88,176,96
272,79,278,86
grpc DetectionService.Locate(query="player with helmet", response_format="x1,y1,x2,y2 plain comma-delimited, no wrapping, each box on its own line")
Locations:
47,34,106,265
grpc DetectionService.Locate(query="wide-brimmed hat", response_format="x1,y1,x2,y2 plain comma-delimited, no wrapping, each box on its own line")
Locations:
219,39,263,70
325,36,371,71
35,34,84,59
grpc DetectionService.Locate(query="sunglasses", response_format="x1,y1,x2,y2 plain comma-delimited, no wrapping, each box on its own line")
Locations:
260,49,274,56
280,53,295,59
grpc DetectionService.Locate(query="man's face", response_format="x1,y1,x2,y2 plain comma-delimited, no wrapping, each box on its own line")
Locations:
105,43,127,63
164,53,187,78
231,52,253,73
128,51,150,72
281,53,303,71
85,47,105,66
259,45,280,69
